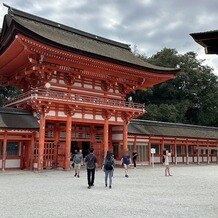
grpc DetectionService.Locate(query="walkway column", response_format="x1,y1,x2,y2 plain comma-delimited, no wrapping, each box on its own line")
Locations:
38,112,46,171
160,139,164,163
175,143,177,165
123,122,128,153
148,137,151,165
29,132,35,170
64,115,72,170
207,143,210,164
186,144,189,165
2,131,7,171
104,119,109,156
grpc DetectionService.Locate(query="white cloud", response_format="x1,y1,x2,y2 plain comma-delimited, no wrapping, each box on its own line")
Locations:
0,0,218,76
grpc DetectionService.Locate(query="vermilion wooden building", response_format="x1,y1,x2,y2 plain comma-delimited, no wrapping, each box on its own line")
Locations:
0,5,179,171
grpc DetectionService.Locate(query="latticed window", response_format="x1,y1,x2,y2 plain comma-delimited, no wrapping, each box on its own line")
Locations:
7,141,19,156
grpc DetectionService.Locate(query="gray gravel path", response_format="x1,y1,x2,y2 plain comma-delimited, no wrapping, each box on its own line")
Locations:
0,165,217,218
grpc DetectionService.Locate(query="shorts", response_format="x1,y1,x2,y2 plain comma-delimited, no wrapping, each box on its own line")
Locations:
74,163,81,170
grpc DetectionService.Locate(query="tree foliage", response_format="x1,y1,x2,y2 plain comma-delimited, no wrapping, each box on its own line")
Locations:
133,48,218,127
0,86,21,106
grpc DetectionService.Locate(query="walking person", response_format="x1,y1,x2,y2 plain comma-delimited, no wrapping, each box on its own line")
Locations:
163,150,172,176
103,151,115,189
73,149,83,178
121,152,131,177
132,150,138,168
85,148,97,189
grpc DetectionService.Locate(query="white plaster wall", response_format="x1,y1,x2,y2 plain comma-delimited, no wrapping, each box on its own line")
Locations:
47,111,55,116
117,117,123,122
203,157,207,162
112,134,123,140
84,84,93,89
188,157,193,162
154,157,160,163
73,113,82,118
212,157,217,162
74,82,82,87
5,159,20,168
0,160,2,168
84,114,93,119
177,157,183,162
95,115,104,120
95,86,101,90
194,157,198,162
59,80,65,84
109,116,115,121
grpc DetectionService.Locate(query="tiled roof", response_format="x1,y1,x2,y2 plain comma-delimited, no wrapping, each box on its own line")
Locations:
129,119,218,139
0,5,179,74
0,107,39,129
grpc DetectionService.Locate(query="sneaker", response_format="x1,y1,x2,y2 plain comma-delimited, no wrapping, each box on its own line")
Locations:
77,175,80,178
125,175,129,178
105,184,107,187
74,173,77,177
88,186,91,189
109,185,111,189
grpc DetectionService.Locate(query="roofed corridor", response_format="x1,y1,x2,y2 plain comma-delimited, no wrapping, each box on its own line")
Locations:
4,89,145,112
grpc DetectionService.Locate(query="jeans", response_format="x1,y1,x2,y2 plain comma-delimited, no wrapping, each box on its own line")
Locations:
105,170,113,186
87,168,95,186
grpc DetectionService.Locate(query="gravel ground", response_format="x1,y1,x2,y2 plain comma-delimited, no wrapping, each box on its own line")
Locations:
0,164,217,218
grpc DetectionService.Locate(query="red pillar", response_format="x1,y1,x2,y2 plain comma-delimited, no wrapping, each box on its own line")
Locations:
123,122,128,153
29,132,35,170
2,131,7,171
64,115,72,170
38,113,45,171
160,139,164,163
104,119,109,156
148,137,151,165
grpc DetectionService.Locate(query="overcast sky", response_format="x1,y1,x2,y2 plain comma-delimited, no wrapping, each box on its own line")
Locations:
1,0,218,76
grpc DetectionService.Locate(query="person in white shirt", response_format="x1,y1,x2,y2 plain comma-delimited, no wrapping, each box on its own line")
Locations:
163,150,172,176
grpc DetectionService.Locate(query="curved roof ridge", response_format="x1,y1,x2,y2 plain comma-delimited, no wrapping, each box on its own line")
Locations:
3,3,131,50
131,119,218,130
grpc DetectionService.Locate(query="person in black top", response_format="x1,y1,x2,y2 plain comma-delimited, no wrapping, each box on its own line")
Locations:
132,150,138,168
84,148,97,189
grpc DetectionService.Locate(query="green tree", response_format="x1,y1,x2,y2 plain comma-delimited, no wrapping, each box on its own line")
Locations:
0,86,21,107
134,48,218,127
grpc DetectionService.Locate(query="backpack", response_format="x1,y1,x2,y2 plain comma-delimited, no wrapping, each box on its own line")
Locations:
74,154,82,164
104,157,113,170
86,154,96,169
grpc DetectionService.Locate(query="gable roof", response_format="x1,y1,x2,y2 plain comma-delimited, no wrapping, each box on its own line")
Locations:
129,119,218,140
0,107,39,129
0,4,179,74
190,30,218,54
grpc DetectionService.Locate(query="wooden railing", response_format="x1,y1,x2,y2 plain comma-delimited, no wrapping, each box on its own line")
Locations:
5,89,145,110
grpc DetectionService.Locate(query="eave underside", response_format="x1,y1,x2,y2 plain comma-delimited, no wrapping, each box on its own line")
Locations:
0,35,176,90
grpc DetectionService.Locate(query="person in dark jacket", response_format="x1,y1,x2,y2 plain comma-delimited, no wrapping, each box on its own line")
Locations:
132,150,138,168
121,152,131,177
102,151,115,189
85,148,97,189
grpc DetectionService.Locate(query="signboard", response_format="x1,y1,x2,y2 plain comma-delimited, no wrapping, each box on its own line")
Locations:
151,148,156,154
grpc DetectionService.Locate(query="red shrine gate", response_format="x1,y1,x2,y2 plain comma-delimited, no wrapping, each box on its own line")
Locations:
0,6,178,170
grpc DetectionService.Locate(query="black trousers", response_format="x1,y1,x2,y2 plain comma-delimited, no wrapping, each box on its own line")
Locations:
133,159,137,167
87,168,95,186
